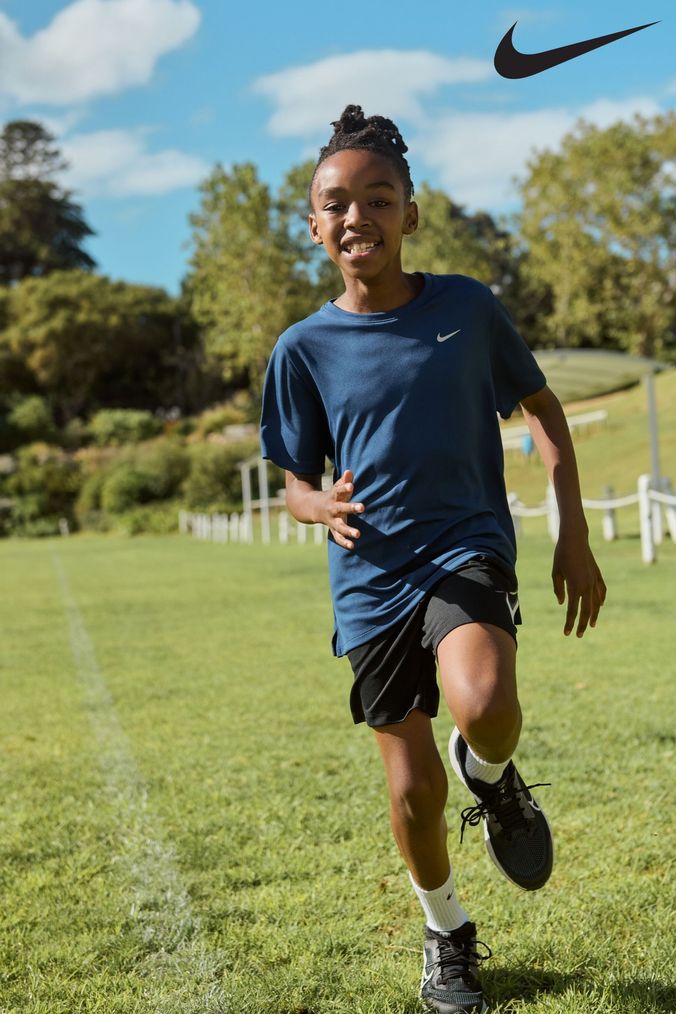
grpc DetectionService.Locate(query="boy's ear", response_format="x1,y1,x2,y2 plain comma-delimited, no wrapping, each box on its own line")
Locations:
308,213,323,245
402,201,419,236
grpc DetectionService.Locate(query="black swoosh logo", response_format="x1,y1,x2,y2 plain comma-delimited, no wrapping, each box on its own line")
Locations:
494,20,660,79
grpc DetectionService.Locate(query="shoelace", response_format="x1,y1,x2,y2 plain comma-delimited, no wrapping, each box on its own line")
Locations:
459,775,551,844
433,933,492,986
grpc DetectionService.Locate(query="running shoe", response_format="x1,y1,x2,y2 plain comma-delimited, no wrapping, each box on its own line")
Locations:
420,921,491,1014
449,727,554,891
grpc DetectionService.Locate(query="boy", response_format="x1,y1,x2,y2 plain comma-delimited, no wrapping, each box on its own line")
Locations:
259,105,606,1014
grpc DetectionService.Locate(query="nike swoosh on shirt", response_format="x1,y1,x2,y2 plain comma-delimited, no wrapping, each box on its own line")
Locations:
437,329,461,342
494,20,659,79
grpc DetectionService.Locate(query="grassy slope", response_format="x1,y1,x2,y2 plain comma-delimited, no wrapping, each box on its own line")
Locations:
1,533,674,1013
502,370,676,513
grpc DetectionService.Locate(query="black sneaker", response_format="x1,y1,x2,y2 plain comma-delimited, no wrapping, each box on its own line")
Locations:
449,727,554,891
420,921,491,1014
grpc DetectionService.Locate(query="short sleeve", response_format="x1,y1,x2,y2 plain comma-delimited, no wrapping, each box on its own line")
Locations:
490,294,546,419
259,339,332,474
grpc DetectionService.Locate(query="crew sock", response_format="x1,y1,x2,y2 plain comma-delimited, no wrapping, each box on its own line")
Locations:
463,741,509,785
409,869,469,932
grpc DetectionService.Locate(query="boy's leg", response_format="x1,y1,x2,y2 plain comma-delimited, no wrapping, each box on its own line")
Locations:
371,706,451,891
436,621,553,892
372,706,489,1014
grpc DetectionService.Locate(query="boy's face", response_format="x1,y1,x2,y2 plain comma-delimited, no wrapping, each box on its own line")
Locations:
308,149,418,283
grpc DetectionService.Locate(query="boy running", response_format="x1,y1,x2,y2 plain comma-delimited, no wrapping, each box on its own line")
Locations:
259,105,606,1014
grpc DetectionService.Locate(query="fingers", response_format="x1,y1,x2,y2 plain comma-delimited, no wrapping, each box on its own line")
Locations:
564,589,580,637
552,569,565,605
330,470,364,550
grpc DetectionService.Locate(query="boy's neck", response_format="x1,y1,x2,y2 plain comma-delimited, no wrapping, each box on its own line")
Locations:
334,271,423,314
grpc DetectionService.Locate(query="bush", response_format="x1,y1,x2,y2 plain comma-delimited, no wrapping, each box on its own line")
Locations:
89,409,163,447
113,501,180,536
8,396,57,444
100,464,156,514
5,443,82,535
98,440,190,515
184,438,259,510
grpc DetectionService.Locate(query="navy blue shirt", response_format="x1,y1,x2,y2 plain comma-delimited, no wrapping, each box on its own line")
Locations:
260,273,546,656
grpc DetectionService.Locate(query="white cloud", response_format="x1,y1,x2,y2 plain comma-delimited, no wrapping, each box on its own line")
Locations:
413,95,662,209
0,0,200,105
251,50,493,138
61,127,209,197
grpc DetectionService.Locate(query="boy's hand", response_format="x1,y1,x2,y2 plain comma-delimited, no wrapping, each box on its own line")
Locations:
316,469,365,550
552,534,607,637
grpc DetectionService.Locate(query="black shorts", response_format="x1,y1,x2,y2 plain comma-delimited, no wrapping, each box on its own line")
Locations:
346,555,521,728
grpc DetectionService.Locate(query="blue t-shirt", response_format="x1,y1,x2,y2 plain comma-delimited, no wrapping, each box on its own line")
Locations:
259,273,546,657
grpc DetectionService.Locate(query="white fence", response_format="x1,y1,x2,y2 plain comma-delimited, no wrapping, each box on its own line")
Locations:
180,474,676,564
508,474,676,563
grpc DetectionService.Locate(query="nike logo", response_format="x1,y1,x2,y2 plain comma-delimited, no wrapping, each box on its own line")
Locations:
437,329,461,342
494,20,659,79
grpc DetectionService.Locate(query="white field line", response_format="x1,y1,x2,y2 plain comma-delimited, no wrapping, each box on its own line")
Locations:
52,552,226,1007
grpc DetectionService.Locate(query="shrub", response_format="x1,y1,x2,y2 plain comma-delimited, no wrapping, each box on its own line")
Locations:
97,440,189,515
89,409,162,447
113,501,180,536
100,464,156,515
184,438,259,510
133,440,190,499
8,396,57,444
6,443,82,533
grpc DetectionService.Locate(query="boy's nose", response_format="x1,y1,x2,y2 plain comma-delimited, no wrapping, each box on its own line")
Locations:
344,201,370,228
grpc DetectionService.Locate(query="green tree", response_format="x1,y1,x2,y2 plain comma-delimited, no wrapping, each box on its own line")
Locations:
402,182,514,286
0,120,96,283
1,271,204,423
186,163,303,396
517,112,675,358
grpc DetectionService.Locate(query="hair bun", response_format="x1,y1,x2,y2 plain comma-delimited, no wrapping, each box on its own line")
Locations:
331,104,368,135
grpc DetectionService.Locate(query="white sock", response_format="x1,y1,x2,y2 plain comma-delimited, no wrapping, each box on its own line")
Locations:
409,869,469,932
464,742,509,784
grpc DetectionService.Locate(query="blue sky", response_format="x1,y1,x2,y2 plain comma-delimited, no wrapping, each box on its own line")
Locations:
1,0,673,294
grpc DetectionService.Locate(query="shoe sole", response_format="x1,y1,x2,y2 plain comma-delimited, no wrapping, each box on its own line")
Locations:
448,727,555,892
421,998,488,1014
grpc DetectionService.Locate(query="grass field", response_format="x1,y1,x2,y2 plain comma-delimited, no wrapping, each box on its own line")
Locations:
1,531,674,1013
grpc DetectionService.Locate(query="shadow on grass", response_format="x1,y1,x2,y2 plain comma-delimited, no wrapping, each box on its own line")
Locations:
483,965,675,1012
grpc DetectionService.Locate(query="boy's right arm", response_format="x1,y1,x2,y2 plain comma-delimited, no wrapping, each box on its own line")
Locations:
285,468,365,550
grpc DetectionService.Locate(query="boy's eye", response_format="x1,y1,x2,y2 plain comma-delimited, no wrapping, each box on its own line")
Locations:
324,200,390,212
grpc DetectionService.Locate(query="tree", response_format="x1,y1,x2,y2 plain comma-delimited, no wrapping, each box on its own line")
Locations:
1,271,205,423
0,120,96,283
185,162,305,396
517,112,676,359
402,183,512,285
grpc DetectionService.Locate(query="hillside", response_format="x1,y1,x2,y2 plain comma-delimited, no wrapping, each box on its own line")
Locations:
501,369,676,508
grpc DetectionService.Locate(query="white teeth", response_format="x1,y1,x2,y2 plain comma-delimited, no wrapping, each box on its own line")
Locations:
348,241,379,253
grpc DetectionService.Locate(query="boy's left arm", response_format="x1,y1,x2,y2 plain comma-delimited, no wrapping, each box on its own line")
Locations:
519,384,607,638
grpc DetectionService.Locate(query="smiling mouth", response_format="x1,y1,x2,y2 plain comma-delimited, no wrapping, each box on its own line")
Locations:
343,240,382,256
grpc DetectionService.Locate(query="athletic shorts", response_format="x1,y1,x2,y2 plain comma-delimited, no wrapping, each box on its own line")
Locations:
346,554,521,728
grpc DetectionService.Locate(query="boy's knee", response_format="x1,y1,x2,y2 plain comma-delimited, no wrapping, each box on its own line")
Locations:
462,695,522,757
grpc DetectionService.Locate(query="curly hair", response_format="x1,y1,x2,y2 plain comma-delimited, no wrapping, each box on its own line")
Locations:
309,104,414,206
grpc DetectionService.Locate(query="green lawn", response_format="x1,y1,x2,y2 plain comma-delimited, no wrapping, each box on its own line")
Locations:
0,533,674,1013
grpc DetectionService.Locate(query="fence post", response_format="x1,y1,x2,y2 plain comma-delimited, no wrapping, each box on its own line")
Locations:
279,510,289,544
297,520,307,544
507,492,521,536
662,478,676,542
313,523,324,544
602,485,617,541
638,474,655,564
229,512,240,543
178,510,190,535
546,483,559,542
